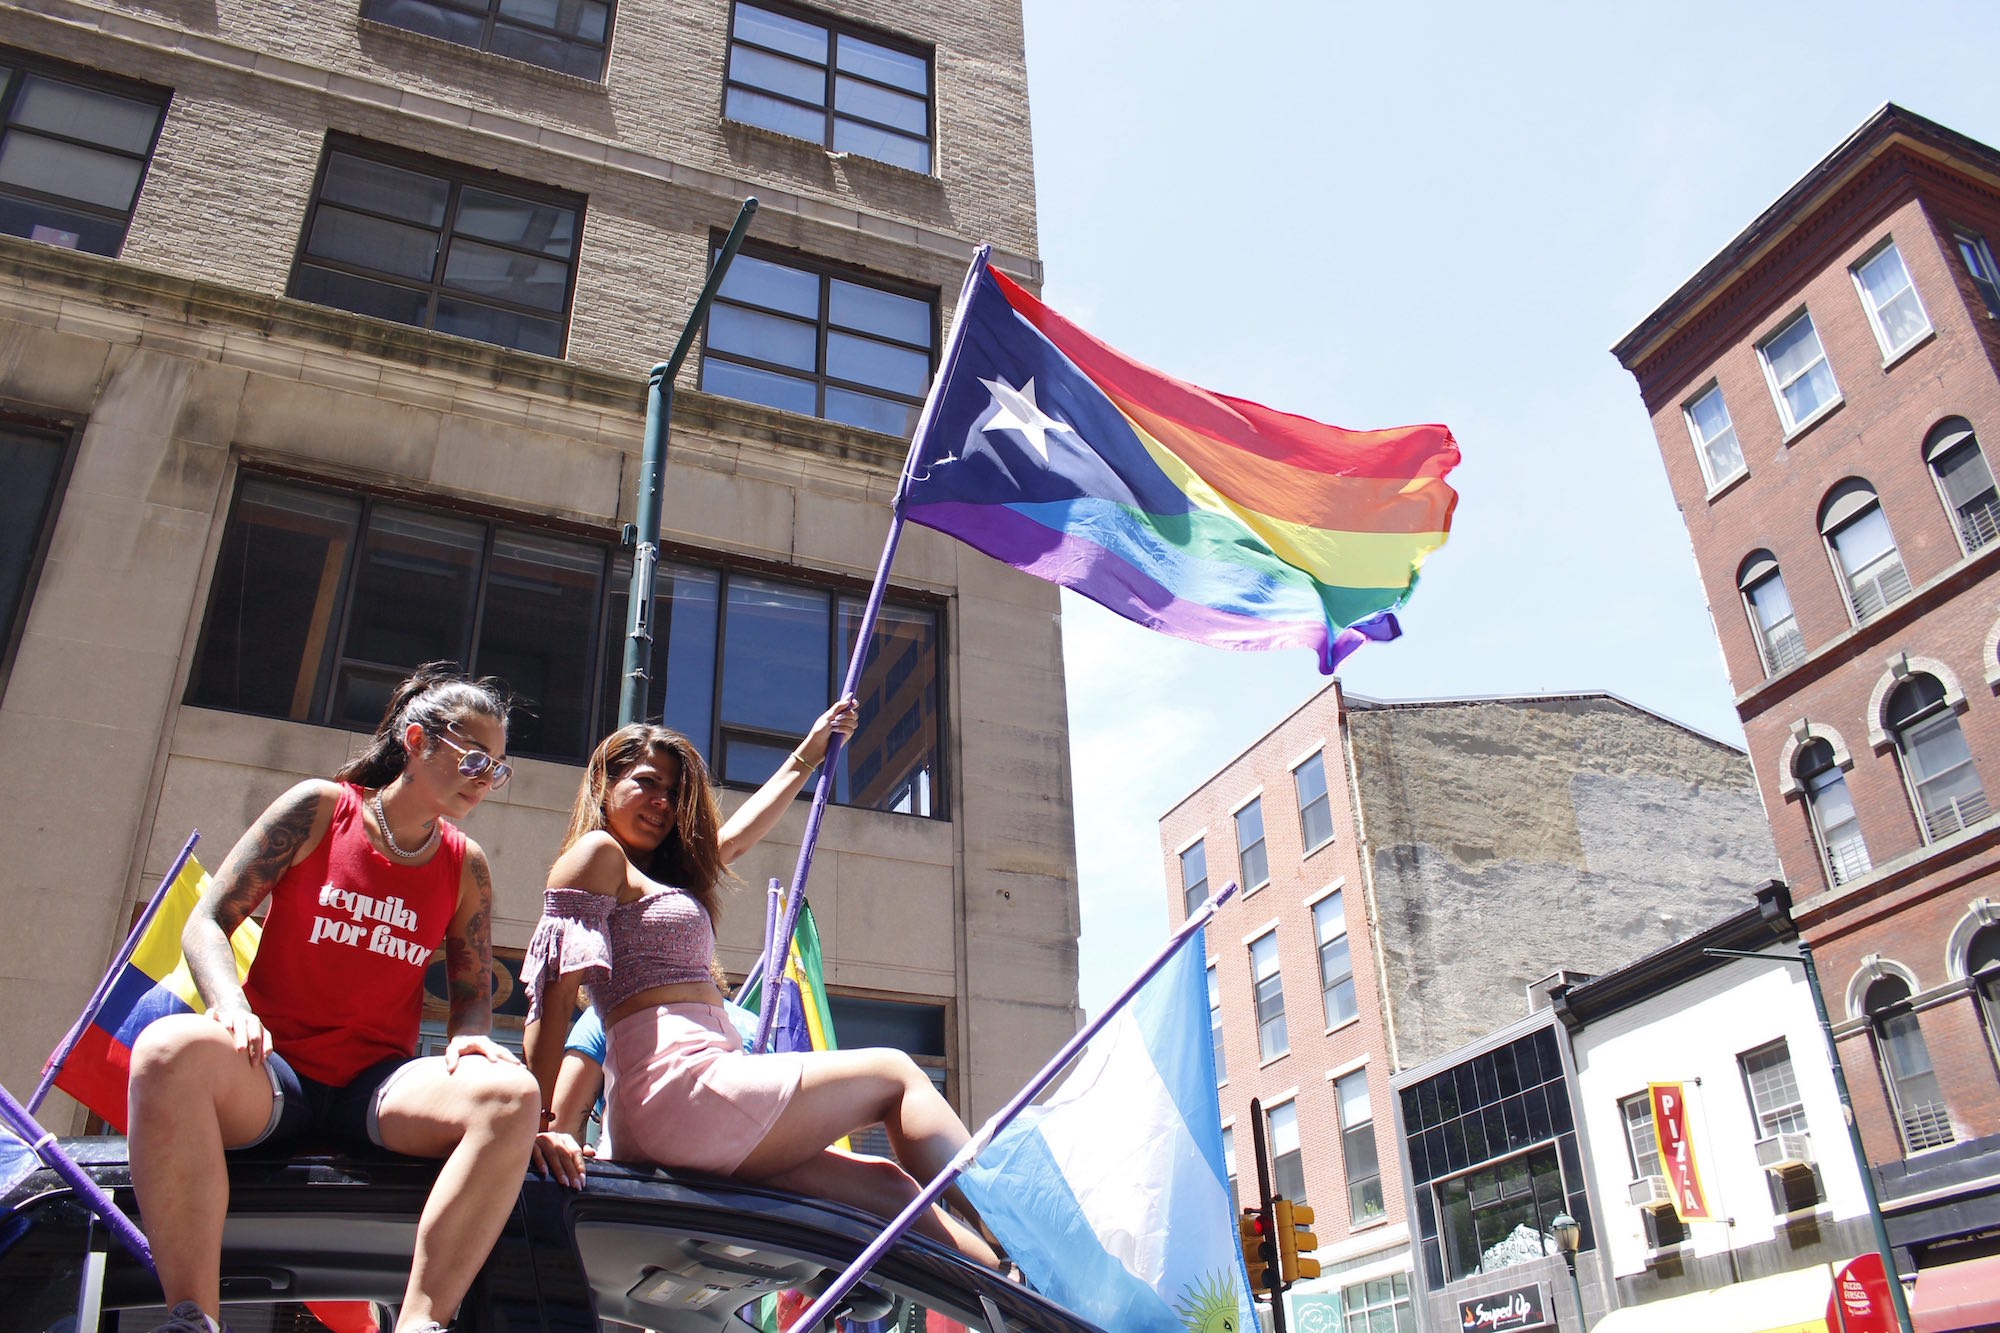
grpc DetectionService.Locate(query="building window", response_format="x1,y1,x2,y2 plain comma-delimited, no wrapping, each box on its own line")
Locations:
827,994,949,1151
723,2,932,173
1342,1273,1415,1333
1758,310,1841,432
1739,552,1806,675
1969,925,2000,1070
1208,963,1226,1085
1437,1143,1570,1280
1820,481,1910,622
187,474,943,810
1740,1041,1808,1136
1954,232,2000,318
359,0,613,79
1619,1092,1661,1179
1337,1070,1384,1224
1236,798,1269,890
1887,674,1988,841
1250,930,1288,1062
0,421,73,700
1180,839,1209,916
1853,241,1931,359
1926,418,2000,555
700,243,936,437
1796,738,1870,887
1314,891,1357,1029
1683,384,1745,489
1295,751,1335,852
1267,1098,1305,1202
0,53,168,257
289,140,581,357
1865,974,1954,1153
1222,1124,1239,1216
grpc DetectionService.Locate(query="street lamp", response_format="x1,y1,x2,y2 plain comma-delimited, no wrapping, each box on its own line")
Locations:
1550,1212,1585,1331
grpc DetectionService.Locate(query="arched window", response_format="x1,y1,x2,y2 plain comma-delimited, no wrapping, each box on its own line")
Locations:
1926,418,2000,555
1796,738,1870,885
1740,552,1805,674
1970,924,2000,1069
1865,974,1954,1152
1822,481,1911,622
1887,674,1988,840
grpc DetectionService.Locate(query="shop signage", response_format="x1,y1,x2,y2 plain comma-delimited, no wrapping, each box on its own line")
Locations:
1827,1252,1894,1333
1458,1281,1549,1332
1647,1082,1713,1221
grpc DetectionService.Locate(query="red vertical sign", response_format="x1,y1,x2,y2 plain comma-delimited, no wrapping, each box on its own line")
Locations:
1827,1252,1895,1333
1647,1082,1712,1222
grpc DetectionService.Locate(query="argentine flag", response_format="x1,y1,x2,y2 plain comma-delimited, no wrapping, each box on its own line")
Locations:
959,933,1255,1333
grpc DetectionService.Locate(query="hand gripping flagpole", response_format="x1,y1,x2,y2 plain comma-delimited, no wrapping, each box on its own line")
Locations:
740,244,994,1048
29,830,200,1114
786,881,1241,1330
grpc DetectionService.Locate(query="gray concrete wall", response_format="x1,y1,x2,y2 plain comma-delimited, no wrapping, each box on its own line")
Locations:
1347,696,1780,1071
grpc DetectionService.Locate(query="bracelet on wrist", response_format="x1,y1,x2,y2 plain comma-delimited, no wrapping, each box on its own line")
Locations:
790,748,818,770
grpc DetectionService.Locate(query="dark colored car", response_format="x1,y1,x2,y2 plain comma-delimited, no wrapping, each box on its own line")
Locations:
0,1139,1106,1333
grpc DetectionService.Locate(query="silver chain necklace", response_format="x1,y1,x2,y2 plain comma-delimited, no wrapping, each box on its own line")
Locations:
371,787,439,861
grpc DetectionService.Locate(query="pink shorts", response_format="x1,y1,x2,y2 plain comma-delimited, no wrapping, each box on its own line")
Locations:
602,1002,803,1174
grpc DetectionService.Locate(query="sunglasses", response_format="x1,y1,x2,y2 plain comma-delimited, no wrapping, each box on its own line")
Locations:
430,726,513,790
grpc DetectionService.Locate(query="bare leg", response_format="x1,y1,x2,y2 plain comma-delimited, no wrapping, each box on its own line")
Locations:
371,1054,540,1332
127,1016,281,1319
735,1048,967,1183
758,1149,999,1267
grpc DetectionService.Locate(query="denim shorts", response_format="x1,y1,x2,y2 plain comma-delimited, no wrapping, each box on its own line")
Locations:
238,1051,418,1150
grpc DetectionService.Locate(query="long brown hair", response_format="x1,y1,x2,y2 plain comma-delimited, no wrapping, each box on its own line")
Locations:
335,662,510,789
563,724,729,925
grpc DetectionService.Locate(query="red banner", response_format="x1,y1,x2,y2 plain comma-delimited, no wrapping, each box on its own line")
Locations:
1828,1252,1895,1333
1647,1082,1712,1222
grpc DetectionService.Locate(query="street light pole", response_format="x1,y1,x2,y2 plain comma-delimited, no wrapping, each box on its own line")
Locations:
1551,1212,1586,1331
1704,940,1916,1333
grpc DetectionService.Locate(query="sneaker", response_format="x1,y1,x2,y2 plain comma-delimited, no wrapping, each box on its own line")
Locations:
150,1303,228,1333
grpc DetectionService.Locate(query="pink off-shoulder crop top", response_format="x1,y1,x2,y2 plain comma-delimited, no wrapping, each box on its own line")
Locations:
522,887,715,1023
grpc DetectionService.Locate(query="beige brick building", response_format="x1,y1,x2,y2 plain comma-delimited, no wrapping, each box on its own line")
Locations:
0,0,1078,1134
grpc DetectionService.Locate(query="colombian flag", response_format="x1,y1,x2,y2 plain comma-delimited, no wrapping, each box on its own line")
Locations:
904,262,1459,673
51,855,258,1133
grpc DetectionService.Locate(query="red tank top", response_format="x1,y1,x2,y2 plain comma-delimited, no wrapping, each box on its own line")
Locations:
243,783,465,1084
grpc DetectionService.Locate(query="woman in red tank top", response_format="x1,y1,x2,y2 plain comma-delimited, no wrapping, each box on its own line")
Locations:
127,665,542,1333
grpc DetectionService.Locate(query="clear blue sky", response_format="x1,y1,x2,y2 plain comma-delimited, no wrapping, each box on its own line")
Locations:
1015,0,2000,1019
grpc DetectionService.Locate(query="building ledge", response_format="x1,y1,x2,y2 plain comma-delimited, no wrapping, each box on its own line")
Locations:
1792,813,2000,928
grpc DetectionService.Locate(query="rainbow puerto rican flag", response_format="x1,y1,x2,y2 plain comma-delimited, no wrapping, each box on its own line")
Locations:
903,262,1459,673
52,853,258,1133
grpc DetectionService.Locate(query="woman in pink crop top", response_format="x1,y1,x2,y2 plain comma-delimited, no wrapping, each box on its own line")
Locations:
523,708,1001,1267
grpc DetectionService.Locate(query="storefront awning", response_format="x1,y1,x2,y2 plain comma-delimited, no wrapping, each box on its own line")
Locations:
1913,1254,2000,1333
1591,1264,1835,1333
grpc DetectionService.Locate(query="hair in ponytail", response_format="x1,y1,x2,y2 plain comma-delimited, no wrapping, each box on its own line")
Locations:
335,662,511,789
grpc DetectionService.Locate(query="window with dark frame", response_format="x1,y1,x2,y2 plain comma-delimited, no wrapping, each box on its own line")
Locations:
360,0,615,80
700,242,936,438
723,2,933,174
1341,1274,1415,1333
1953,232,2000,318
1314,891,1356,1029
1266,1098,1305,1203
289,140,582,358
1820,481,1910,623
1235,797,1268,890
1738,553,1805,676
826,994,949,1155
1207,962,1226,1085
1969,925,2000,1069
1926,418,2000,555
1796,738,1870,887
1295,750,1334,852
0,420,74,703
1865,974,1954,1154
1336,1069,1383,1225
187,472,944,814
1886,673,1988,842
1179,838,1208,916
0,52,168,258
1250,929,1288,1062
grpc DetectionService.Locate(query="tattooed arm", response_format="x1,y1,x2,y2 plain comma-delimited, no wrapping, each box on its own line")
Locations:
185,779,337,1059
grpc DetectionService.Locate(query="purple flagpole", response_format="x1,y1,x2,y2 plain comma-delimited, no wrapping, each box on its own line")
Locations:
741,245,993,1047
787,880,1241,1330
0,1081,154,1269
28,831,200,1114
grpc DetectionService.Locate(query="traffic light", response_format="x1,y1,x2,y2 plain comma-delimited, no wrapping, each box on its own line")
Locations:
1238,1209,1278,1296
1274,1198,1320,1286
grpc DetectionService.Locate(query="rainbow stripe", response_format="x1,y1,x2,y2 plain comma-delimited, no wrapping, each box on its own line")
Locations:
904,266,1458,671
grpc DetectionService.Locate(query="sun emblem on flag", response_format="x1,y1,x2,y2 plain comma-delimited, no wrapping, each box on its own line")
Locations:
1171,1272,1240,1333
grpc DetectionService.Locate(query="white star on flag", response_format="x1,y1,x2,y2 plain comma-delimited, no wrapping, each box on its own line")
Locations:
979,376,1073,462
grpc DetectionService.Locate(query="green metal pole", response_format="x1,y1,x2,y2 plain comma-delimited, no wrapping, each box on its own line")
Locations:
1705,943,1914,1333
619,196,758,727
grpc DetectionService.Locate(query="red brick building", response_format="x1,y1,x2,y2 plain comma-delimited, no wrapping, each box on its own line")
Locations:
1614,104,2000,1288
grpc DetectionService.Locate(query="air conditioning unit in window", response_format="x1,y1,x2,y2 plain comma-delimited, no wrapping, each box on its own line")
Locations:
1755,1132,1815,1175
1628,1175,1674,1211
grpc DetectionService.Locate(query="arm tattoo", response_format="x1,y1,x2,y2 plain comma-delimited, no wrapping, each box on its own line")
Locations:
187,784,321,1013
447,852,495,1037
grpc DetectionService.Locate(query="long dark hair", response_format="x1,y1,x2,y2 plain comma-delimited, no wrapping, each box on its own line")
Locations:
562,724,729,926
335,662,511,789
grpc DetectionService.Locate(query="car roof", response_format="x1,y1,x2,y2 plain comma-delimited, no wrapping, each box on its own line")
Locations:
2,1139,1109,1333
